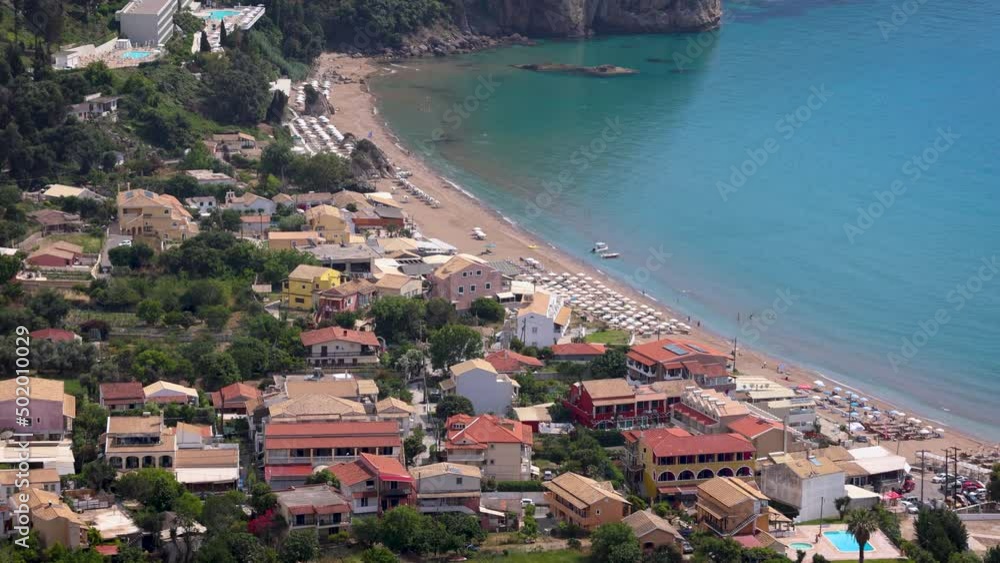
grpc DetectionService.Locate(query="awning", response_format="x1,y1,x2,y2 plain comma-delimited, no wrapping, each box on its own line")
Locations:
656,486,698,497
418,491,482,499
174,467,239,484
479,506,506,517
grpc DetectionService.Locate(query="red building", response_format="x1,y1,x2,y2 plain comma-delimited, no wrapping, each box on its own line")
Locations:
626,338,734,392
329,453,415,516
29,328,81,343
210,382,263,417
549,342,606,362
98,382,145,411
316,279,377,320
563,379,681,430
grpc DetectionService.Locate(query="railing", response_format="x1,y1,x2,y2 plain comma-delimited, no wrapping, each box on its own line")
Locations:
447,452,485,463
267,455,357,465
306,351,379,359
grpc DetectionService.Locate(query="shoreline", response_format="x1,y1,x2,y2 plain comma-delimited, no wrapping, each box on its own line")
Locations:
312,52,997,465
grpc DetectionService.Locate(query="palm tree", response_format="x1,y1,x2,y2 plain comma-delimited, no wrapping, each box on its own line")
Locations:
845,509,880,563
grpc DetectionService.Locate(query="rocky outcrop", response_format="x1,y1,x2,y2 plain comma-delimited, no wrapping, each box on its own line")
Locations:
452,0,721,37
512,63,638,76
349,138,395,179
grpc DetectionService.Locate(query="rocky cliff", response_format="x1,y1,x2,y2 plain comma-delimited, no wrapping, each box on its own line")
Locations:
451,0,722,38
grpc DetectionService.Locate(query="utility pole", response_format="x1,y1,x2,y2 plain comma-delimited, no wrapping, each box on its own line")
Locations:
951,446,961,505
943,448,949,507
917,449,928,505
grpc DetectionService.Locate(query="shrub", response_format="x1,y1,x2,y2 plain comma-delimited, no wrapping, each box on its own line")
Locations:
493,480,545,492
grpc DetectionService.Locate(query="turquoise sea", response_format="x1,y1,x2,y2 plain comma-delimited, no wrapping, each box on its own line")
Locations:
370,0,1000,440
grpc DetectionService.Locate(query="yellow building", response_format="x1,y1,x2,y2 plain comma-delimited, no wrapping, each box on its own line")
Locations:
117,189,198,247
543,471,631,531
623,428,756,502
282,264,342,311
304,205,352,244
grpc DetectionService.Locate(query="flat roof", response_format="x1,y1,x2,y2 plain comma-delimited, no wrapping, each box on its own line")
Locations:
119,0,174,15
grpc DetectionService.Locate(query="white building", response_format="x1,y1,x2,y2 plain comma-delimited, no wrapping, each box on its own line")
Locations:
515,290,571,348
440,359,519,416
759,454,845,522
117,0,189,46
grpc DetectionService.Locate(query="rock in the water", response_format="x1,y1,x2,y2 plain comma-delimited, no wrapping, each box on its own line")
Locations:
512,62,638,76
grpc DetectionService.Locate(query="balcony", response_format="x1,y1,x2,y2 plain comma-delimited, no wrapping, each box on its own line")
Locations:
382,487,411,497
267,454,358,465
447,452,485,463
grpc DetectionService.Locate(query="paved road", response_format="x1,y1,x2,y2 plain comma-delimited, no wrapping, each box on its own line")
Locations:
97,233,132,276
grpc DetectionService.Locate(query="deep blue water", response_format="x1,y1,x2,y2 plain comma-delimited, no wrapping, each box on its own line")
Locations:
371,0,1000,440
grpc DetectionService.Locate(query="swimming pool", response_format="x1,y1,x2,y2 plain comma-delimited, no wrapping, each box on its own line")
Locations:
121,50,153,60
824,531,874,552
205,9,241,20
789,543,813,551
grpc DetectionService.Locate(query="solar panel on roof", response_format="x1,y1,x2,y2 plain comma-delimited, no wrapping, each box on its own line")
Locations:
809,457,822,466
663,343,689,356
688,344,709,353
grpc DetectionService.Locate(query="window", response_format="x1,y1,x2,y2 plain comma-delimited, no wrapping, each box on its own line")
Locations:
490,459,495,465
365,480,375,488
295,297,305,304
389,481,399,490
596,509,601,516
458,286,464,295
476,270,482,276
462,272,468,277
485,282,491,290
470,285,476,293
360,497,369,507
456,477,463,485
531,327,538,334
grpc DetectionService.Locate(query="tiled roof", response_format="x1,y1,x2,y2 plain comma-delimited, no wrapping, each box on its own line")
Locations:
328,460,375,486
431,254,488,279
0,377,66,404
550,343,606,356
375,397,415,415
627,428,754,457
445,414,532,447
322,279,376,297
451,358,497,376
374,273,416,290
410,462,481,480
287,264,335,280
143,381,198,398
265,421,401,450
100,381,144,401
0,468,59,486
485,350,544,373
579,378,634,400
269,394,366,418
29,328,79,342
697,477,768,508
300,326,380,347
284,378,374,399
213,382,262,411
627,337,728,369
107,415,161,435
175,448,239,469
778,456,844,479
542,471,628,510
623,509,680,539
359,452,412,481
726,416,785,440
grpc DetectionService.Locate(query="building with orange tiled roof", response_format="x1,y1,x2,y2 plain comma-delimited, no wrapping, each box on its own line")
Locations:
116,189,198,247
210,382,262,416
626,337,734,392
299,326,382,367
670,387,749,435
0,377,75,440
328,453,415,516
695,477,778,548
484,349,544,374
549,342,607,362
622,427,756,502
264,421,403,490
99,381,145,411
543,471,631,531
726,416,787,456
444,414,533,481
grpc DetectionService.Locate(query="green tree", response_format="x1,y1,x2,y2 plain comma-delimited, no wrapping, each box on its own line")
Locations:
279,529,317,563
693,535,743,563
198,305,231,331
116,468,184,512
304,469,340,488
371,296,425,343
521,503,538,540
846,509,881,563
643,544,683,563
333,310,357,329
987,463,1000,502
379,506,423,553
916,509,969,563
590,349,627,379
81,459,117,491
469,297,505,323
27,290,70,327
429,324,483,370
137,299,164,325
983,546,1000,563
835,496,852,519
249,481,278,515
200,32,212,52
395,348,426,382
72,401,108,468
403,426,426,466
424,297,456,329
202,490,248,535
0,253,23,282
291,152,350,192
434,395,474,422
361,545,397,563
590,522,636,563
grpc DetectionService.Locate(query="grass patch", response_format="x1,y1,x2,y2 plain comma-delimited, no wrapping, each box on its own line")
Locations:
585,330,630,346
66,310,140,329
63,379,85,397
475,551,585,563
46,233,105,254
797,517,844,526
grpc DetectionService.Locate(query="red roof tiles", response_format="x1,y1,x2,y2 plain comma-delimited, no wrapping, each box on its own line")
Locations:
625,428,753,457
445,414,533,448
100,382,144,401
484,350,544,373
300,326,380,348
550,343,607,357
726,416,785,439
29,328,78,342
627,338,728,373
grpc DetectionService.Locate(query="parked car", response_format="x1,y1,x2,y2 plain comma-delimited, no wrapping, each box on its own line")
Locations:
543,470,554,481
903,496,919,504
932,474,947,484
963,481,984,492
680,541,694,554
855,435,870,443
906,503,920,514
521,498,535,507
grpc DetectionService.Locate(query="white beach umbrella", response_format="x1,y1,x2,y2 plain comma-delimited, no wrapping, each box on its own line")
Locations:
935,428,945,433
814,380,826,387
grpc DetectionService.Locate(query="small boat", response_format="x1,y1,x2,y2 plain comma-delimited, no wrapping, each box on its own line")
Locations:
599,252,620,259
591,242,608,253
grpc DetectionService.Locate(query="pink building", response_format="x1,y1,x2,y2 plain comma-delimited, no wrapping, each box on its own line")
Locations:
0,378,75,440
428,254,502,310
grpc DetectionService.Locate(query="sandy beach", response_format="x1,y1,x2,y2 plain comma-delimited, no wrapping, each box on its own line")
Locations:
312,52,995,466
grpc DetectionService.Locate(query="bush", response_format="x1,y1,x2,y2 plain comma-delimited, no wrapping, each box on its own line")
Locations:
493,480,545,492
